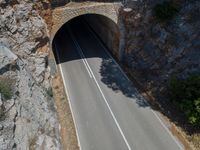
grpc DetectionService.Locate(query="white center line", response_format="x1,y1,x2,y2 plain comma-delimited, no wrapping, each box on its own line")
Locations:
84,21,184,150
68,27,132,150
67,29,93,78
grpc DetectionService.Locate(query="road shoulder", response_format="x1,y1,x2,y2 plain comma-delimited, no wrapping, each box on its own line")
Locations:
52,72,79,150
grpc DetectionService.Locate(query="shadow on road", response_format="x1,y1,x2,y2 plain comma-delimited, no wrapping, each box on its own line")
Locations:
52,16,149,108
100,58,149,108
52,3,200,144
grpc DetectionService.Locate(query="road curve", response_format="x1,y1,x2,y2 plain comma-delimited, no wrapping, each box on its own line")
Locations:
53,19,184,150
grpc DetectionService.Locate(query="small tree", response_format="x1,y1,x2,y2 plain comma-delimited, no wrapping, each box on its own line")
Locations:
154,1,179,21
169,75,200,126
0,78,13,100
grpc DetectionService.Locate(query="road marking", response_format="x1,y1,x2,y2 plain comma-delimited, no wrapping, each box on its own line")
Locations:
81,58,93,78
69,28,132,150
151,111,184,150
61,28,93,78
54,42,82,150
54,23,184,150
84,21,184,150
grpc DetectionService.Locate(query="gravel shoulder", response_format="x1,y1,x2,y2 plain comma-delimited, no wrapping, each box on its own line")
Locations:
52,72,79,150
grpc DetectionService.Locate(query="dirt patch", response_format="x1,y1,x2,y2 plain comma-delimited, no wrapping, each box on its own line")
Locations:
52,73,79,150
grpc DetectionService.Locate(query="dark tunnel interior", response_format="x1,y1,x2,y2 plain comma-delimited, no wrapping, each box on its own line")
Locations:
52,14,120,63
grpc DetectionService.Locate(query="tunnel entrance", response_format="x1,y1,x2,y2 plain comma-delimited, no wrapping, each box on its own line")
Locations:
52,12,136,103
52,14,121,63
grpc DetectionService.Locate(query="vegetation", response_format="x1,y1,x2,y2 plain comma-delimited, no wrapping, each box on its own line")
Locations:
47,87,53,97
169,75,200,126
0,78,13,100
154,1,179,21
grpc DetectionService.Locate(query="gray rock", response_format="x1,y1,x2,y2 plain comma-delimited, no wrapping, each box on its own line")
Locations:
0,98,17,150
18,42,38,54
13,60,61,150
0,124,3,130
0,0,6,5
0,94,3,115
31,16,46,39
35,134,60,150
0,45,18,70
0,1,61,149
14,3,33,21
34,56,46,83
123,0,200,101
0,94,2,107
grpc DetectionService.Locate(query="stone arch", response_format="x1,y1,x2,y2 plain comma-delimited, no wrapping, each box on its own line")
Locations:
51,2,125,60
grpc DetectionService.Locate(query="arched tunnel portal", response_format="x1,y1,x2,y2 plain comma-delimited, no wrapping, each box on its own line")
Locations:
50,2,125,62
52,13,123,64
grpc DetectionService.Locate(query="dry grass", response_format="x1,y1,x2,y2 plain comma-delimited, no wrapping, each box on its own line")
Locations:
188,133,200,150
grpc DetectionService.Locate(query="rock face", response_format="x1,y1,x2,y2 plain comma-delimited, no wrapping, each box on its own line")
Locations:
121,0,200,100
0,45,18,70
0,1,61,149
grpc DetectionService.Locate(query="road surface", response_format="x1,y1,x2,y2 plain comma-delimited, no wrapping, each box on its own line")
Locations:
53,19,184,150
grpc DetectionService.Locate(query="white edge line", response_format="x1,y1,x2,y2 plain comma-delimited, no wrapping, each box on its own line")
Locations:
70,30,132,150
151,111,184,150
54,42,82,150
84,21,184,150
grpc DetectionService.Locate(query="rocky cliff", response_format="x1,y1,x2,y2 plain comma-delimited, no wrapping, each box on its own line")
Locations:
121,0,200,148
122,0,200,98
0,1,61,149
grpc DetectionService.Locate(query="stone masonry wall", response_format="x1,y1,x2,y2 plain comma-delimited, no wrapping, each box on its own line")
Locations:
51,2,121,43
84,14,120,58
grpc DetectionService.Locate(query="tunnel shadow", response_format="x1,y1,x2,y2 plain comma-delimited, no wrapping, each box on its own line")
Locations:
52,15,149,108
100,57,148,108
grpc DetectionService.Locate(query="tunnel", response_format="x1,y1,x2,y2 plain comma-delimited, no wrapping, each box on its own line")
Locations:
51,12,134,103
52,14,121,63
51,12,138,112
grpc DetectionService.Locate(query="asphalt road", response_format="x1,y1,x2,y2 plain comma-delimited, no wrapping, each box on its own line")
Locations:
53,19,184,150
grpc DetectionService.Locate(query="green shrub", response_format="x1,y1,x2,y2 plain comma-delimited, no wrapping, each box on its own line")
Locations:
0,78,13,100
169,75,200,126
46,87,53,97
154,1,179,21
